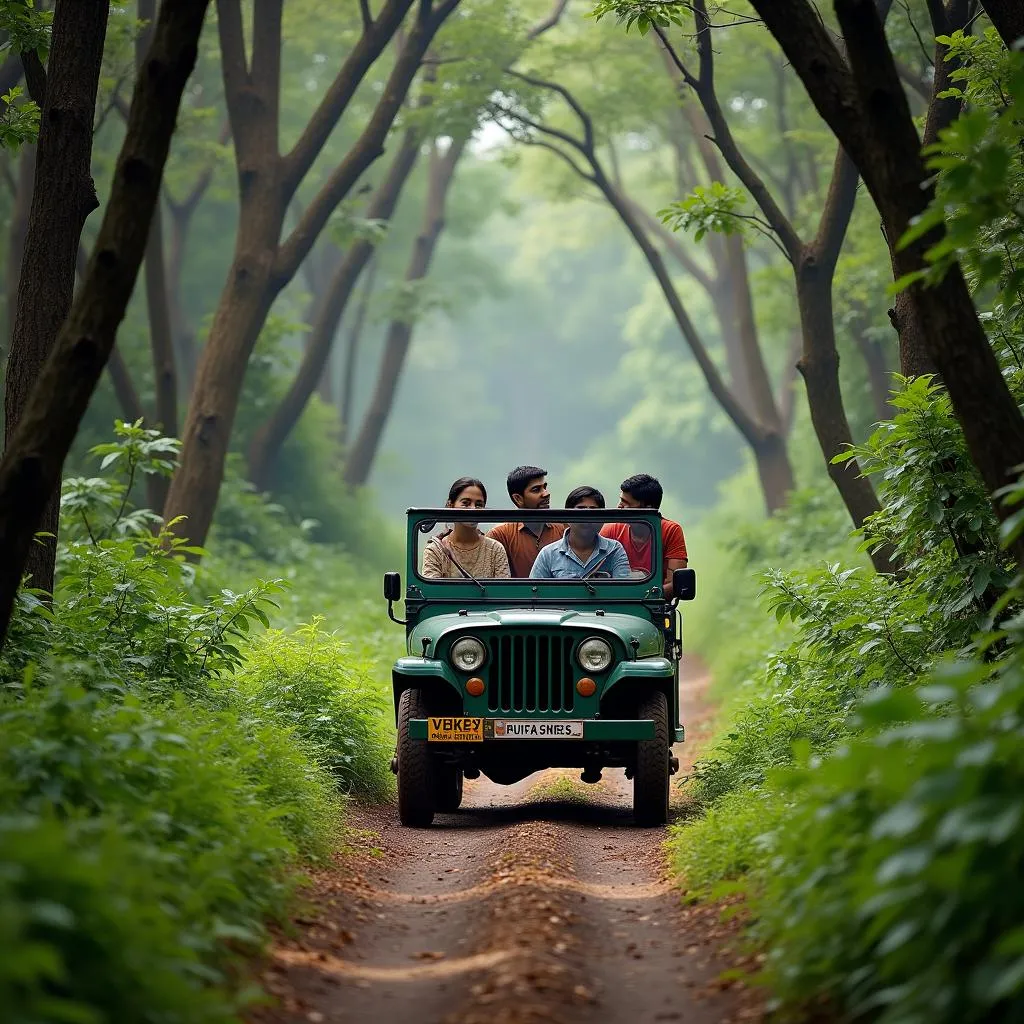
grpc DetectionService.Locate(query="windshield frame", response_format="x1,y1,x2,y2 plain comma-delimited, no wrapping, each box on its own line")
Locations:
405,507,664,596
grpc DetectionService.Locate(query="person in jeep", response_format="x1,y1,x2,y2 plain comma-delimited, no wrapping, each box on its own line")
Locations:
488,465,566,577
530,486,631,579
601,473,688,589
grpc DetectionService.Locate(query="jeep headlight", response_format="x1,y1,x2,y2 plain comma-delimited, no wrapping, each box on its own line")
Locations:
450,636,486,672
577,637,613,673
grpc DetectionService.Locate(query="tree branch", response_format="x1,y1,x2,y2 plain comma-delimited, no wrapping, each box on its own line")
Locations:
526,0,569,39
813,146,860,269
685,1,804,262
280,0,414,195
274,1,458,285
496,78,766,448
20,49,46,106
215,0,248,121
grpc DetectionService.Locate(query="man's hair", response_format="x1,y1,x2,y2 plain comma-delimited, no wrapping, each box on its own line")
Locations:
507,465,546,500
621,473,663,509
565,485,605,509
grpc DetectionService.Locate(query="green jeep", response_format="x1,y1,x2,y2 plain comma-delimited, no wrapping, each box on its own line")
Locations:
382,507,695,827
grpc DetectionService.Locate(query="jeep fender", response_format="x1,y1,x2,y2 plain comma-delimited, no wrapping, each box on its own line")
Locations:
391,657,462,724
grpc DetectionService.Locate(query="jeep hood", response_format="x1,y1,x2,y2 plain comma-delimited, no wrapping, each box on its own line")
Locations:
408,608,664,659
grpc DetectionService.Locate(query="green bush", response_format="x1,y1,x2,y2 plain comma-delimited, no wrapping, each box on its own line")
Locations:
0,421,399,1021
232,620,394,801
751,647,1024,1023
0,814,236,1024
668,787,788,900
0,669,341,1022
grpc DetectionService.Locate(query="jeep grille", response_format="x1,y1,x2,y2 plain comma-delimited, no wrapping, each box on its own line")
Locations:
486,633,576,714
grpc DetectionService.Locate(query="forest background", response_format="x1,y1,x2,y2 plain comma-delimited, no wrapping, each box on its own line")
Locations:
2,1,1024,1022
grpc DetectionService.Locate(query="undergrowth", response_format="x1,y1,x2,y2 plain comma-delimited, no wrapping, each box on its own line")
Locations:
0,421,397,1022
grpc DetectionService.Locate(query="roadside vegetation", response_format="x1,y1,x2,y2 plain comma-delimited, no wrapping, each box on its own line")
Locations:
668,35,1024,1024
0,422,398,1022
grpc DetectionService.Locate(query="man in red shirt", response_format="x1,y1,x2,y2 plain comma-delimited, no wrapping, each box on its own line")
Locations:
600,474,687,590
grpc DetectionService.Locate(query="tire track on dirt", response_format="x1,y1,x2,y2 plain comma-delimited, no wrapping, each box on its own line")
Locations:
250,658,764,1024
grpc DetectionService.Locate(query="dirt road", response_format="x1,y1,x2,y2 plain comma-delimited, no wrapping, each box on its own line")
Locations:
251,661,764,1024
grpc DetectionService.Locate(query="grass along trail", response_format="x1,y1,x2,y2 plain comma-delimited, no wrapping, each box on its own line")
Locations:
250,657,765,1024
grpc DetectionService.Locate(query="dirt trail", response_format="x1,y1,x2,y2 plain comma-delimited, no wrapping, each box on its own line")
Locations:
251,659,764,1024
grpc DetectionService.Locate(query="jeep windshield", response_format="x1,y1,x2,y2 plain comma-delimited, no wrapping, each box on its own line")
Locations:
408,507,663,596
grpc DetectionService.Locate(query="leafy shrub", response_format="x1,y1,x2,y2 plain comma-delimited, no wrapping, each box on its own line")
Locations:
232,620,394,800
0,814,236,1024
0,422,392,1021
0,668,341,1022
751,644,1024,1024
668,787,788,900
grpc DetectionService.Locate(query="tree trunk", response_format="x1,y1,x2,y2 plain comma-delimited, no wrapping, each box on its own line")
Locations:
339,254,378,440
888,289,938,377
747,0,1024,563
162,0,455,550
144,204,176,436
722,230,777,427
107,346,147,423
752,432,795,515
246,125,422,489
5,143,34,369
166,198,198,388
980,1,1024,47
3,0,109,595
887,0,967,380
796,260,897,573
850,318,894,421
0,0,211,646
344,137,466,487
137,0,177,519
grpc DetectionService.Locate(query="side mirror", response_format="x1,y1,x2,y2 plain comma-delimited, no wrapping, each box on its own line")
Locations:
383,571,402,602
672,567,696,601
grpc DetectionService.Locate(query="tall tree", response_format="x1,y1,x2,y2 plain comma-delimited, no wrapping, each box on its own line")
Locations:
0,0,212,646
492,75,796,512
160,0,460,550
646,0,897,573
344,133,469,487
3,0,110,595
246,0,570,490
245,118,422,489
745,0,1024,561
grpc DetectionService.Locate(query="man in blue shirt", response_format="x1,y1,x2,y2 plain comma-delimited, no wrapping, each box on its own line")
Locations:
530,486,631,580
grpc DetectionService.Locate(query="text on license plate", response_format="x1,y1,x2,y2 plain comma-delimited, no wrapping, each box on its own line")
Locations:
428,717,484,742
492,719,583,739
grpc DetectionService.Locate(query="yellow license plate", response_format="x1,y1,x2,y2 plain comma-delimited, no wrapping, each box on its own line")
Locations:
427,716,484,742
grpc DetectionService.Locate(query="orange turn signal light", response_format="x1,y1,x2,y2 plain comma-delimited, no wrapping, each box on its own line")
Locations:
576,677,597,697
466,677,485,696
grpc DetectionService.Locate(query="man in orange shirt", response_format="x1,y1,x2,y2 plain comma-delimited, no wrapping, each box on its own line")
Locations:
488,465,567,577
600,474,687,590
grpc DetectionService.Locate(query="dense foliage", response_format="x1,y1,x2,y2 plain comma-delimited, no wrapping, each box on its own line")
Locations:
670,38,1024,1024
0,426,395,1022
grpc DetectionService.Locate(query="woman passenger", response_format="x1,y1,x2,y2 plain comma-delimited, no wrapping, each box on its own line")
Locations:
422,477,511,579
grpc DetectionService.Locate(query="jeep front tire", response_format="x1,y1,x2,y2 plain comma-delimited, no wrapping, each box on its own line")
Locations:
434,764,464,813
633,690,670,826
397,687,436,827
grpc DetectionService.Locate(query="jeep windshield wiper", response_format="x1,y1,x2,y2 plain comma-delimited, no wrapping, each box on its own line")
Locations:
578,552,610,594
